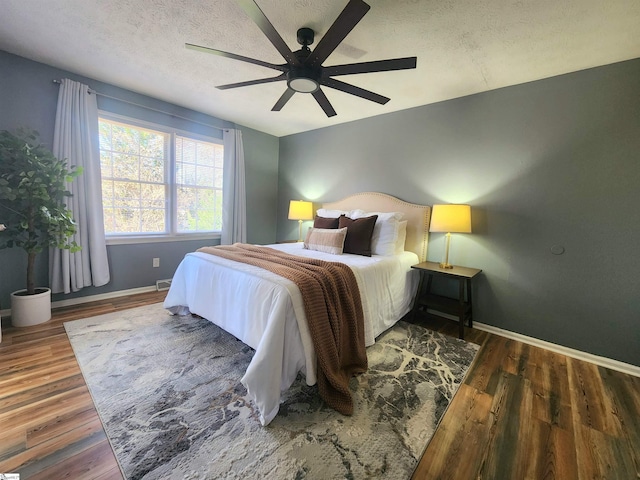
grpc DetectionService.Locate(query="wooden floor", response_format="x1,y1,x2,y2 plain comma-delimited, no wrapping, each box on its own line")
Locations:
0,292,638,479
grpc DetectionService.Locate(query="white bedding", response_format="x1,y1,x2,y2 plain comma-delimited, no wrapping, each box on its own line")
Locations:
163,242,419,425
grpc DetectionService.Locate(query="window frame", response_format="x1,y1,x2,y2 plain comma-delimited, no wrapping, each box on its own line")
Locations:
99,111,223,245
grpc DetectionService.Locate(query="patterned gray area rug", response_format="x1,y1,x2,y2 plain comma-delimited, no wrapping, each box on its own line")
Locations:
65,303,479,480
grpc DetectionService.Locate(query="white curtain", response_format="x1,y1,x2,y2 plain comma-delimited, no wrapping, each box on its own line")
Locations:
221,128,247,244
49,78,110,293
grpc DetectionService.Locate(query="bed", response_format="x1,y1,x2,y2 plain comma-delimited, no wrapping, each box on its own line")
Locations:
163,192,431,425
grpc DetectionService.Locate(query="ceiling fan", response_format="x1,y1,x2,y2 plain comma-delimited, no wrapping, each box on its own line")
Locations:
186,0,417,117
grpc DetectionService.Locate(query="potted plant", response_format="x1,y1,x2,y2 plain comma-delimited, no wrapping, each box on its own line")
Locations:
0,128,81,327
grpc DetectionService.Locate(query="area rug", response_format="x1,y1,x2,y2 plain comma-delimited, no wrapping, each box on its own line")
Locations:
65,303,479,480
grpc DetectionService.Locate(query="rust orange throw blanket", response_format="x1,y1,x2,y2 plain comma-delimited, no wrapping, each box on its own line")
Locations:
197,243,368,416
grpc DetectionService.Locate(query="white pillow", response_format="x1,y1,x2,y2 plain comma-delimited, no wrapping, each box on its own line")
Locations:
350,211,405,256
315,208,347,218
316,208,364,219
350,211,404,222
395,220,408,254
304,227,348,255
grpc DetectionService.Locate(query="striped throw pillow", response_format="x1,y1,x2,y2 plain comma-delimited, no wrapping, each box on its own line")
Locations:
304,227,348,255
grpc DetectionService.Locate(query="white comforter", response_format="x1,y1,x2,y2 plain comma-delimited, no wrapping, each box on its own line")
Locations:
163,242,419,425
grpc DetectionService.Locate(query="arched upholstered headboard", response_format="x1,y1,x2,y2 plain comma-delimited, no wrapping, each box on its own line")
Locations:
321,192,431,262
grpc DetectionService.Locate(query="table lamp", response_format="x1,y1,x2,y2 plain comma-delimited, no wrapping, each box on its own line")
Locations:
429,204,472,268
288,200,313,242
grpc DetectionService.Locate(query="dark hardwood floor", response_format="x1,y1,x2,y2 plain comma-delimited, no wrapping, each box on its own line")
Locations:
0,291,638,479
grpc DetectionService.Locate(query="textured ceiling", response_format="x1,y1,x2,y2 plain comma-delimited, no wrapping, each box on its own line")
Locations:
1,0,639,137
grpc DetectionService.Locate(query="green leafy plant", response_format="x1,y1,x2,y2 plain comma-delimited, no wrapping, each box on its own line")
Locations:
0,128,82,295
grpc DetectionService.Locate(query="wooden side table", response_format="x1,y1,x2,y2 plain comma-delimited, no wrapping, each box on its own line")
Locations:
410,261,482,339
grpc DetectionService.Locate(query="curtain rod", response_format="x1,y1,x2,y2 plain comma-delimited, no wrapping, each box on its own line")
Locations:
52,79,227,133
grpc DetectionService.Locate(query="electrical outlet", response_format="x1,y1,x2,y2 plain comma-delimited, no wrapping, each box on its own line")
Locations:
153,257,160,268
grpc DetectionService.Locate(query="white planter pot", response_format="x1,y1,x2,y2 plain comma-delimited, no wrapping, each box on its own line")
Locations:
11,287,52,327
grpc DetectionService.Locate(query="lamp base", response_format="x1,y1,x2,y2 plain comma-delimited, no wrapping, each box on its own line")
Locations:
440,233,454,269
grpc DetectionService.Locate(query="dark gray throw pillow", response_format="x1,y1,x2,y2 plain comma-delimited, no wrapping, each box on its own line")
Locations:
313,215,340,229
338,214,378,256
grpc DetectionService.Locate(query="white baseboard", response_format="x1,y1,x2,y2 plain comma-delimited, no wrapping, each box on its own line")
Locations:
52,285,158,309
0,285,157,317
473,321,640,378
426,309,640,378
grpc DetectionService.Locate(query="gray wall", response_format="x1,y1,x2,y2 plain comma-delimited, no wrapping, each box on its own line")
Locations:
277,59,640,367
0,51,279,307
3,48,638,367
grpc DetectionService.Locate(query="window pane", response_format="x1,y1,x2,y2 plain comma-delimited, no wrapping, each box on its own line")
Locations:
176,186,197,231
140,208,165,233
140,183,165,209
140,156,164,183
140,130,165,158
212,144,224,168
99,122,112,151
101,179,114,208
114,208,140,233
112,153,139,181
112,124,139,155
177,162,197,186
213,190,223,230
181,138,196,164
103,209,116,232
197,165,214,187
100,151,113,178
197,142,215,166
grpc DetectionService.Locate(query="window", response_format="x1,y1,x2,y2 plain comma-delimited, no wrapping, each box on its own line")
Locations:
175,136,224,232
99,116,223,241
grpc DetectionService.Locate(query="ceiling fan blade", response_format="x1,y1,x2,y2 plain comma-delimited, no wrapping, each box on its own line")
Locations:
185,43,288,72
217,73,287,90
322,57,417,77
236,0,300,66
272,88,296,111
321,77,389,105
312,89,337,117
306,0,370,68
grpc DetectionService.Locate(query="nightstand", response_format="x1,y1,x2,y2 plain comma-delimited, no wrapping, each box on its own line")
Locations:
410,261,482,339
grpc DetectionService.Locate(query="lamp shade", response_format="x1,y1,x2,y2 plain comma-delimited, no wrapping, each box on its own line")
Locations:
288,200,313,221
429,204,472,233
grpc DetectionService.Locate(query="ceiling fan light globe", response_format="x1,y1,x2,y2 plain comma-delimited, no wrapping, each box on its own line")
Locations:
288,77,319,93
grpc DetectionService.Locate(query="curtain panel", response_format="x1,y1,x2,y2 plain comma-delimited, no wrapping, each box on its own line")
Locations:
50,78,110,293
221,128,247,245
